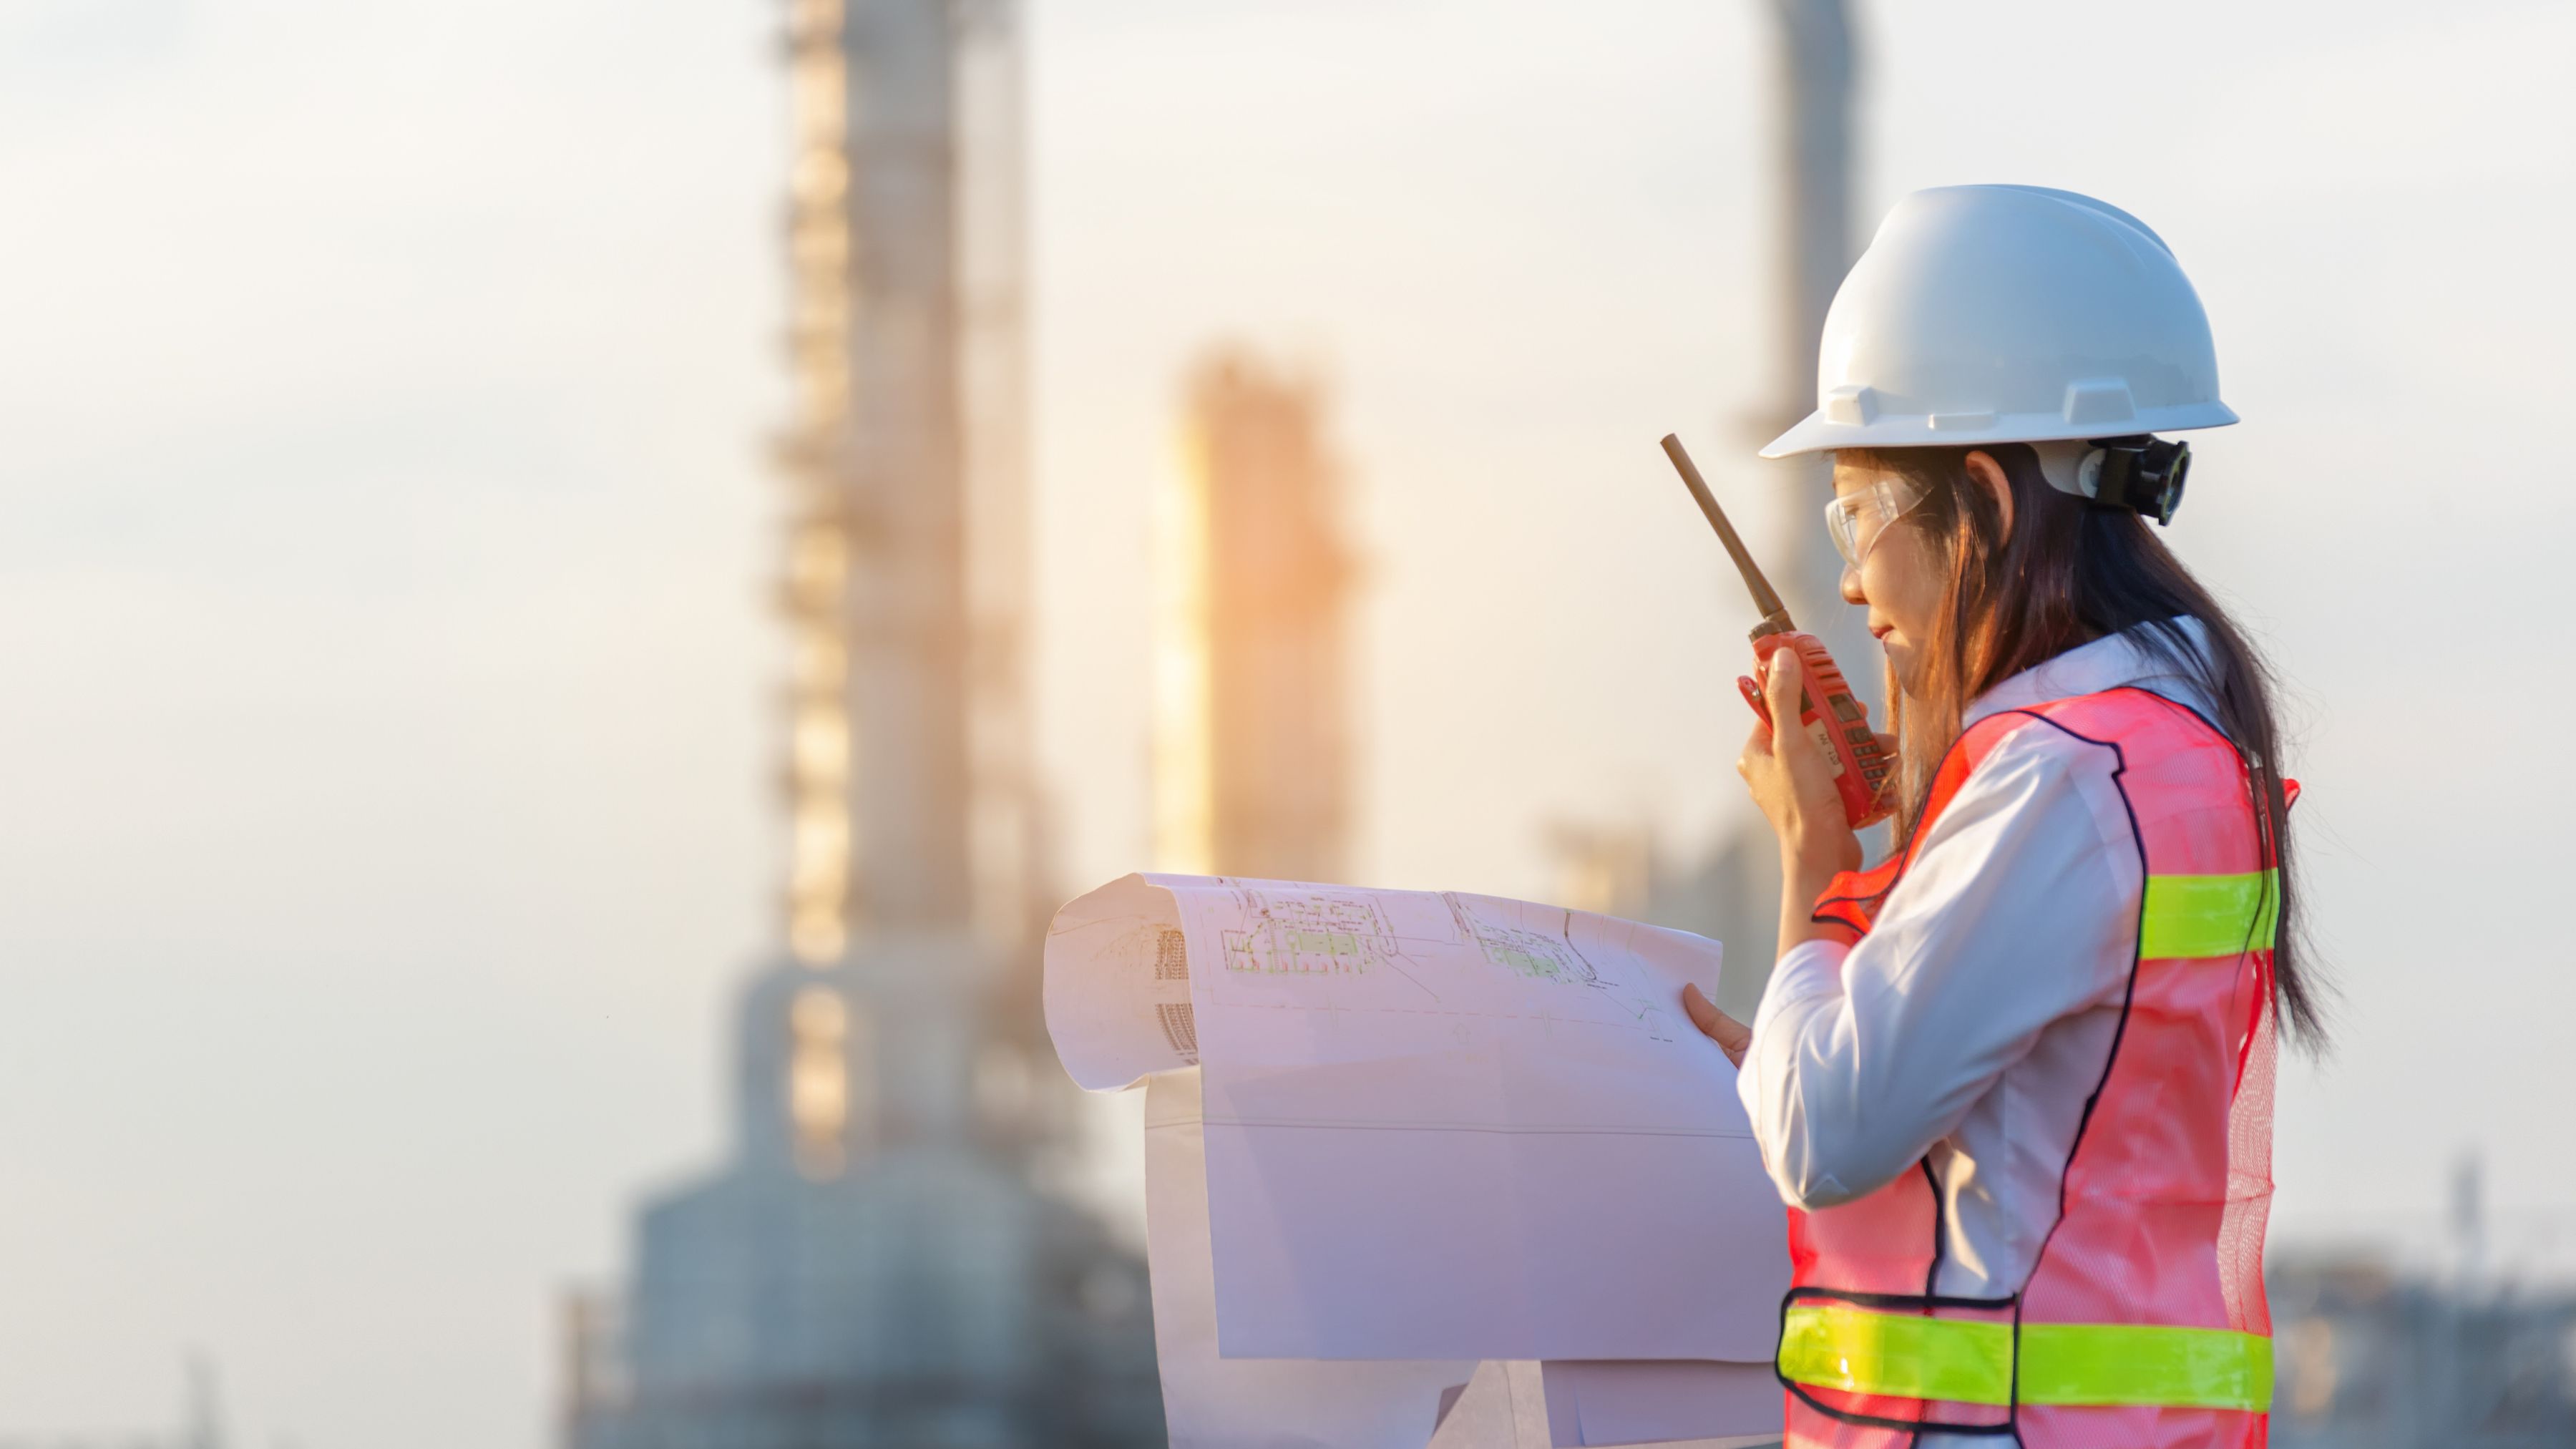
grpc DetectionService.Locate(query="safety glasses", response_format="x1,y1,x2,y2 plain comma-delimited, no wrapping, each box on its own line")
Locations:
1823,476,1928,567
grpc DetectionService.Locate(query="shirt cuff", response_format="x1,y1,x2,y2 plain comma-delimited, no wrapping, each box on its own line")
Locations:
1752,937,1850,1035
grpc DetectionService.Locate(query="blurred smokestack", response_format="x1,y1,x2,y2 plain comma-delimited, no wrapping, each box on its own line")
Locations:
1763,0,1865,681
1766,0,1858,445
1153,348,1359,884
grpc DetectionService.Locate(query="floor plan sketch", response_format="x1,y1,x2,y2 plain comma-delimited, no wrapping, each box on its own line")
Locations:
1217,887,1397,975
1442,891,1601,986
1183,878,1699,1047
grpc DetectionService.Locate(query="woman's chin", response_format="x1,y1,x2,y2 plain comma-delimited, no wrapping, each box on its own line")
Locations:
1880,639,1921,698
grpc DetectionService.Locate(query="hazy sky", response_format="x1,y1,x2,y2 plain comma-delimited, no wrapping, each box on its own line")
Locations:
5,0,2572,1444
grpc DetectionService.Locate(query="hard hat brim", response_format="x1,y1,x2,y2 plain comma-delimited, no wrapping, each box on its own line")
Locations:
1758,401,2240,461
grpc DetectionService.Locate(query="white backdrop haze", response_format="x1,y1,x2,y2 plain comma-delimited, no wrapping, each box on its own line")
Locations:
3,0,2570,1444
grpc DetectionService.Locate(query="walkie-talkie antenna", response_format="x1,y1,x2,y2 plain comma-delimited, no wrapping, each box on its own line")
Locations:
1660,434,1795,638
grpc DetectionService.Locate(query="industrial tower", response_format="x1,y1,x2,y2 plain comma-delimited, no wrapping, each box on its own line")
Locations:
1153,348,1359,884
562,1,1161,1443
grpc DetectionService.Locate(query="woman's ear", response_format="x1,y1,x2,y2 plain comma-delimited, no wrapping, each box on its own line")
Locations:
1963,449,2014,542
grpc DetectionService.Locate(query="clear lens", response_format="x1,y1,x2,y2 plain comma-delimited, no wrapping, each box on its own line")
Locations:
1824,477,1926,567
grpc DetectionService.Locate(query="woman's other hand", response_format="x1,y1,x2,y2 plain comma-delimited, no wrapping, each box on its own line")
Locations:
1682,982,1750,1067
1737,646,1864,878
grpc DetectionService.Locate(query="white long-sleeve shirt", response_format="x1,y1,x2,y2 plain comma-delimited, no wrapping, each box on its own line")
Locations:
1736,619,2222,1302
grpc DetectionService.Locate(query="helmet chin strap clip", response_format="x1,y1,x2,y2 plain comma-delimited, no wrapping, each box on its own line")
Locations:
2031,436,2192,526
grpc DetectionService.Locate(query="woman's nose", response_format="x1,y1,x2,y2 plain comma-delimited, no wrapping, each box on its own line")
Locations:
1839,559,1867,605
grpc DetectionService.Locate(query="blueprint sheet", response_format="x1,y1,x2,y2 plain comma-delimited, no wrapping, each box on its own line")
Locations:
1045,874,1792,1368
1145,1069,1782,1448
1427,1360,1785,1449
1143,1068,1476,1448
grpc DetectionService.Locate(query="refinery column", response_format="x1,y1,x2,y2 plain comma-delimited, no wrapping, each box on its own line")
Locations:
778,0,973,966
562,2,1163,1444
1154,349,1359,885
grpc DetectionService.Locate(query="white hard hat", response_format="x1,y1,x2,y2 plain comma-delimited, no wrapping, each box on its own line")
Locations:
1760,185,2236,462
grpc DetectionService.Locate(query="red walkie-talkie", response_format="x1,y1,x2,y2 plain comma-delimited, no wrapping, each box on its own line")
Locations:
1660,434,1894,828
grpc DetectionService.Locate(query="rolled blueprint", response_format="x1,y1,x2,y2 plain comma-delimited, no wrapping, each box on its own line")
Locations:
1044,873,1792,1444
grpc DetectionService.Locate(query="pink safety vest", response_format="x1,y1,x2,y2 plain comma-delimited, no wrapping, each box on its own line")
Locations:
1777,686,2278,1447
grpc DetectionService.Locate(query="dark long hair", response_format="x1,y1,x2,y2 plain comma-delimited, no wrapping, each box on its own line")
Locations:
1850,441,2328,1049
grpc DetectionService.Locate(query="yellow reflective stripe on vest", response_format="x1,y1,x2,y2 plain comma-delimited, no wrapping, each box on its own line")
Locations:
2019,1322,2274,1409
1780,1304,2273,1411
2140,869,2278,959
1780,1303,2016,1405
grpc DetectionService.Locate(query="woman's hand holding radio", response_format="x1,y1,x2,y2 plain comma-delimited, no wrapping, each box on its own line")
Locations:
1740,650,1861,871
1687,650,1893,1065
1740,649,1880,953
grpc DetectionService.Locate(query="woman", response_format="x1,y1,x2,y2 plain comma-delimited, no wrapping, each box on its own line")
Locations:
1679,186,2323,1446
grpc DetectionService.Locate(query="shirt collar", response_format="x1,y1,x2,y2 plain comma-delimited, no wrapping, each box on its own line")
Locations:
1963,616,2217,727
